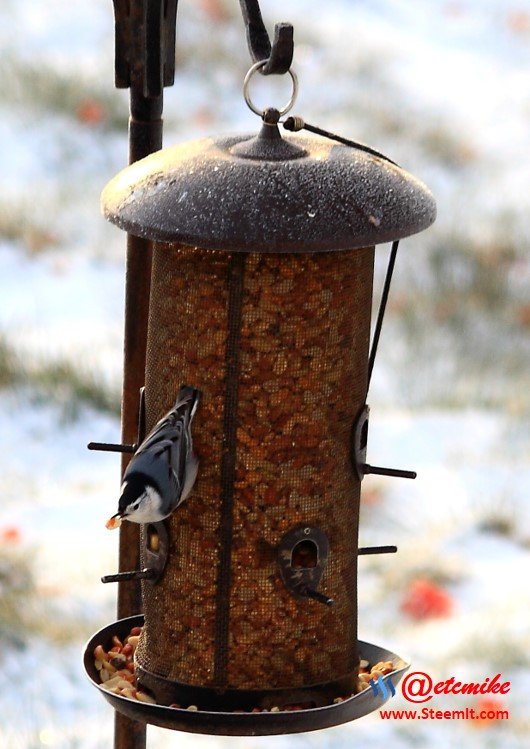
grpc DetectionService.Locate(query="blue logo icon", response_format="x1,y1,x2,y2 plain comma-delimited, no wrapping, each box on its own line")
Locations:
369,675,396,699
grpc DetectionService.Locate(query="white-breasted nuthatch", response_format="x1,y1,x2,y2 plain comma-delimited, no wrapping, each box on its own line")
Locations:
106,386,200,528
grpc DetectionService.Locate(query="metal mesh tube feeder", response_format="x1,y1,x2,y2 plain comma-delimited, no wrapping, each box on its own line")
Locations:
84,114,435,733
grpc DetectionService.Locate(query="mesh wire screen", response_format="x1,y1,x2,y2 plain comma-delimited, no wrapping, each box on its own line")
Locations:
136,243,374,692
138,245,229,687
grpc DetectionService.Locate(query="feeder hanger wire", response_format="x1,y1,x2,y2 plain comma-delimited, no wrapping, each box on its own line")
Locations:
282,115,401,395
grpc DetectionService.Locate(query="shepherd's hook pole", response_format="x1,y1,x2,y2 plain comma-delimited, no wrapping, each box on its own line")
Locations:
111,3,177,749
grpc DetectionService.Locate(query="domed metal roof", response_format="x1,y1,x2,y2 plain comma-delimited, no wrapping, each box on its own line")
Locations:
101,124,436,253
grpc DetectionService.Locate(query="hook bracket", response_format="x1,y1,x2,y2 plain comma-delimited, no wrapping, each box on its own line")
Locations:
113,0,178,95
239,0,294,74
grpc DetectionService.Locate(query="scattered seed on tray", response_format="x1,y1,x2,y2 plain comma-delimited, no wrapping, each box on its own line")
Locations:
93,626,395,710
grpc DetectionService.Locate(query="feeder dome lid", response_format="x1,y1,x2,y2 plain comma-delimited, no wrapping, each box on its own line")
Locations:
101,126,436,253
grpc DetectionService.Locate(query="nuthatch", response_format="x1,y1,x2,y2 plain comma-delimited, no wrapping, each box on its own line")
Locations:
106,386,200,528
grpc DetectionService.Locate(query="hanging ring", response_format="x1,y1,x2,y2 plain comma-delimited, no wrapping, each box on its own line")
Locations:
243,60,298,117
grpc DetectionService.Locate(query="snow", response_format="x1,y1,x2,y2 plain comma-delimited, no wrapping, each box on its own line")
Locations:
1,0,530,747
0,244,124,379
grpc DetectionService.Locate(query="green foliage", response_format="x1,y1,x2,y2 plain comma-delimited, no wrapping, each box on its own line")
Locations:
0,544,36,647
3,55,126,132
0,337,18,388
0,335,120,418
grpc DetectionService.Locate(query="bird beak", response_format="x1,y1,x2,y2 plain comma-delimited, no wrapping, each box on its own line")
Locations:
106,512,123,530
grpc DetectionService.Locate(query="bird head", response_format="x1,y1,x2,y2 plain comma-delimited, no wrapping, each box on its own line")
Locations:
106,475,163,528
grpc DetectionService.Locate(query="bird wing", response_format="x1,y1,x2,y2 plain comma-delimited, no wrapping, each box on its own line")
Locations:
135,386,199,455
123,386,200,506
135,417,181,454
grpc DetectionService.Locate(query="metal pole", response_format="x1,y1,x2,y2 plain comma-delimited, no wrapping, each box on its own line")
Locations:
112,1,175,746
117,86,163,617
114,85,162,749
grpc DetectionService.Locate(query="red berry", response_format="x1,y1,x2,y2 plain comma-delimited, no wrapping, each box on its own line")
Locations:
400,578,454,620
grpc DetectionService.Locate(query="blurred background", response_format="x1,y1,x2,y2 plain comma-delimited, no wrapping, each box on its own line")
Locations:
1,0,529,747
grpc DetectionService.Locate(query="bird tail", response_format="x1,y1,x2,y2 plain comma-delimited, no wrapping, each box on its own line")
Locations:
174,385,201,422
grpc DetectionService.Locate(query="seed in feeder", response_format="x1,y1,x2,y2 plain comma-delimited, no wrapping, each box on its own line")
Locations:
110,654,127,669
94,645,107,661
147,528,160,552
106,515,122,530
136,691,157,704
270,706,280,712
102,684,121,694
187,704,199,711
105,676,133,692
126,635,140,650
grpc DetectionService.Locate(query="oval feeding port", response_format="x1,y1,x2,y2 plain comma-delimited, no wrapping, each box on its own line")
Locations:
142,521,169,583
278,527,330,602
147,525,160,553
291,539,318,569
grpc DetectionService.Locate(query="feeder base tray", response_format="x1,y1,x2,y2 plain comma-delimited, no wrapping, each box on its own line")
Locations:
83,615,409,736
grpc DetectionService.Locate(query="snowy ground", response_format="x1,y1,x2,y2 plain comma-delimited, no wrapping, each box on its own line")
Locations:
1,0,529,747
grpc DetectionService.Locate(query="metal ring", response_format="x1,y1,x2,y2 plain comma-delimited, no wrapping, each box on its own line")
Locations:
243,60,298,117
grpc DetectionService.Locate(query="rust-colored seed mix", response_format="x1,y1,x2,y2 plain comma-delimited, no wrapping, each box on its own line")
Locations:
94,626,395,710
136,243,374,695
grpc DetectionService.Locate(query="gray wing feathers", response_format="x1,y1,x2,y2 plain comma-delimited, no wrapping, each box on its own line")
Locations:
126,386,200,506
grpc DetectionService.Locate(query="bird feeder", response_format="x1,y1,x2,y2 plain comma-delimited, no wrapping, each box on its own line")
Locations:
83,0,436,739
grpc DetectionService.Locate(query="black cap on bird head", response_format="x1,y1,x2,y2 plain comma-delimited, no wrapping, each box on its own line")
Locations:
116,474,156,516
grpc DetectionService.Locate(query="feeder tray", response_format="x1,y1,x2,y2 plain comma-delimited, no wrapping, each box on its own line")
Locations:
84,615,409,735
